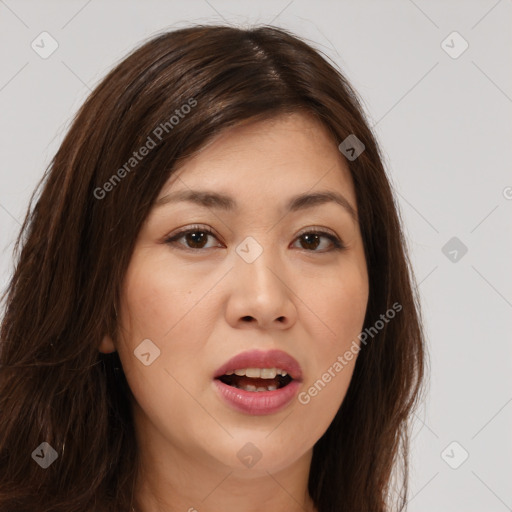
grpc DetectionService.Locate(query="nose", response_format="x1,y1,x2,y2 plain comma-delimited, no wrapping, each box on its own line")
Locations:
224,244,297,330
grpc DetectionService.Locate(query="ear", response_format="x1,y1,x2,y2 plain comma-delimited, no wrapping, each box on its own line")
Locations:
98,334,116,354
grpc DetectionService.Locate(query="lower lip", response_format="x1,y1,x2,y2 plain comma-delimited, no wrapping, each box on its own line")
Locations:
213,379,301,415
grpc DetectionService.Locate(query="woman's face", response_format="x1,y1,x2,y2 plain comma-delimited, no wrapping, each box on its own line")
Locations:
102,113,369,477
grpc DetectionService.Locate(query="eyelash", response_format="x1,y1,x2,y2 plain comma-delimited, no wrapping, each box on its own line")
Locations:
164,224,346,253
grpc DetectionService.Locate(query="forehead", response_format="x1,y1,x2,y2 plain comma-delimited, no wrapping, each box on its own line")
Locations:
158,113,357,211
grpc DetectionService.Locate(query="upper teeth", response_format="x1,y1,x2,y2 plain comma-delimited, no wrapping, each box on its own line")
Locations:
225,368,288,378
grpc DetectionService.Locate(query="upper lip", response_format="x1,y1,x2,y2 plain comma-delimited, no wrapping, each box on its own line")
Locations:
214,349,303,381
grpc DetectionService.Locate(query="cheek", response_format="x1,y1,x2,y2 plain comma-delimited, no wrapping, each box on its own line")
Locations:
304,256,368,350
114,257,214,444
294,361,356,450
116,251,215,395
119,250,205,341
295,259,367,427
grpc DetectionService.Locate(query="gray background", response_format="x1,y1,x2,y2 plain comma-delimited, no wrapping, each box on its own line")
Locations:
1,1,511,510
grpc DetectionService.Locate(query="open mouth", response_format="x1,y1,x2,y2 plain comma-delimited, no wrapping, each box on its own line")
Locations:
216,368,293,392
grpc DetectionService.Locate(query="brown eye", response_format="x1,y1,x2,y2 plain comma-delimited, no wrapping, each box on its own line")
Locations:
165,226,345,253
294,230,345,252
299,233,322,251
165,226,221,251
182,231,209,249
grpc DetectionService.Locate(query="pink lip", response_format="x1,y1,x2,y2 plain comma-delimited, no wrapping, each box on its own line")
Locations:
213,349,303,381
212,349,303,416
213,379,301,415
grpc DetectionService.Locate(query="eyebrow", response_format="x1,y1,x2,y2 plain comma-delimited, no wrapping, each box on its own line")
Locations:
156,189,358,223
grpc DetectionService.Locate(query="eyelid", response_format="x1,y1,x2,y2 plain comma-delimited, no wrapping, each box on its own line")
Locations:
164,223,221,242
295,225,338,239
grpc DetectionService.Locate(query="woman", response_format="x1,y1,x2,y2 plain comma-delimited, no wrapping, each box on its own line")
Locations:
0,24,426,512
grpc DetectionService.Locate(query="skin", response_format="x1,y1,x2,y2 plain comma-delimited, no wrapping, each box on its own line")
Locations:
100,112,369,512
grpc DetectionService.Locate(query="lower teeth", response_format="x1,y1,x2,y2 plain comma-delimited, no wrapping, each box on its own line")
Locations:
233,384,277,392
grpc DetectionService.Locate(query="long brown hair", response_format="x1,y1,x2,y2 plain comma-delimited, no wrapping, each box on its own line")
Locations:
0,24,425,511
